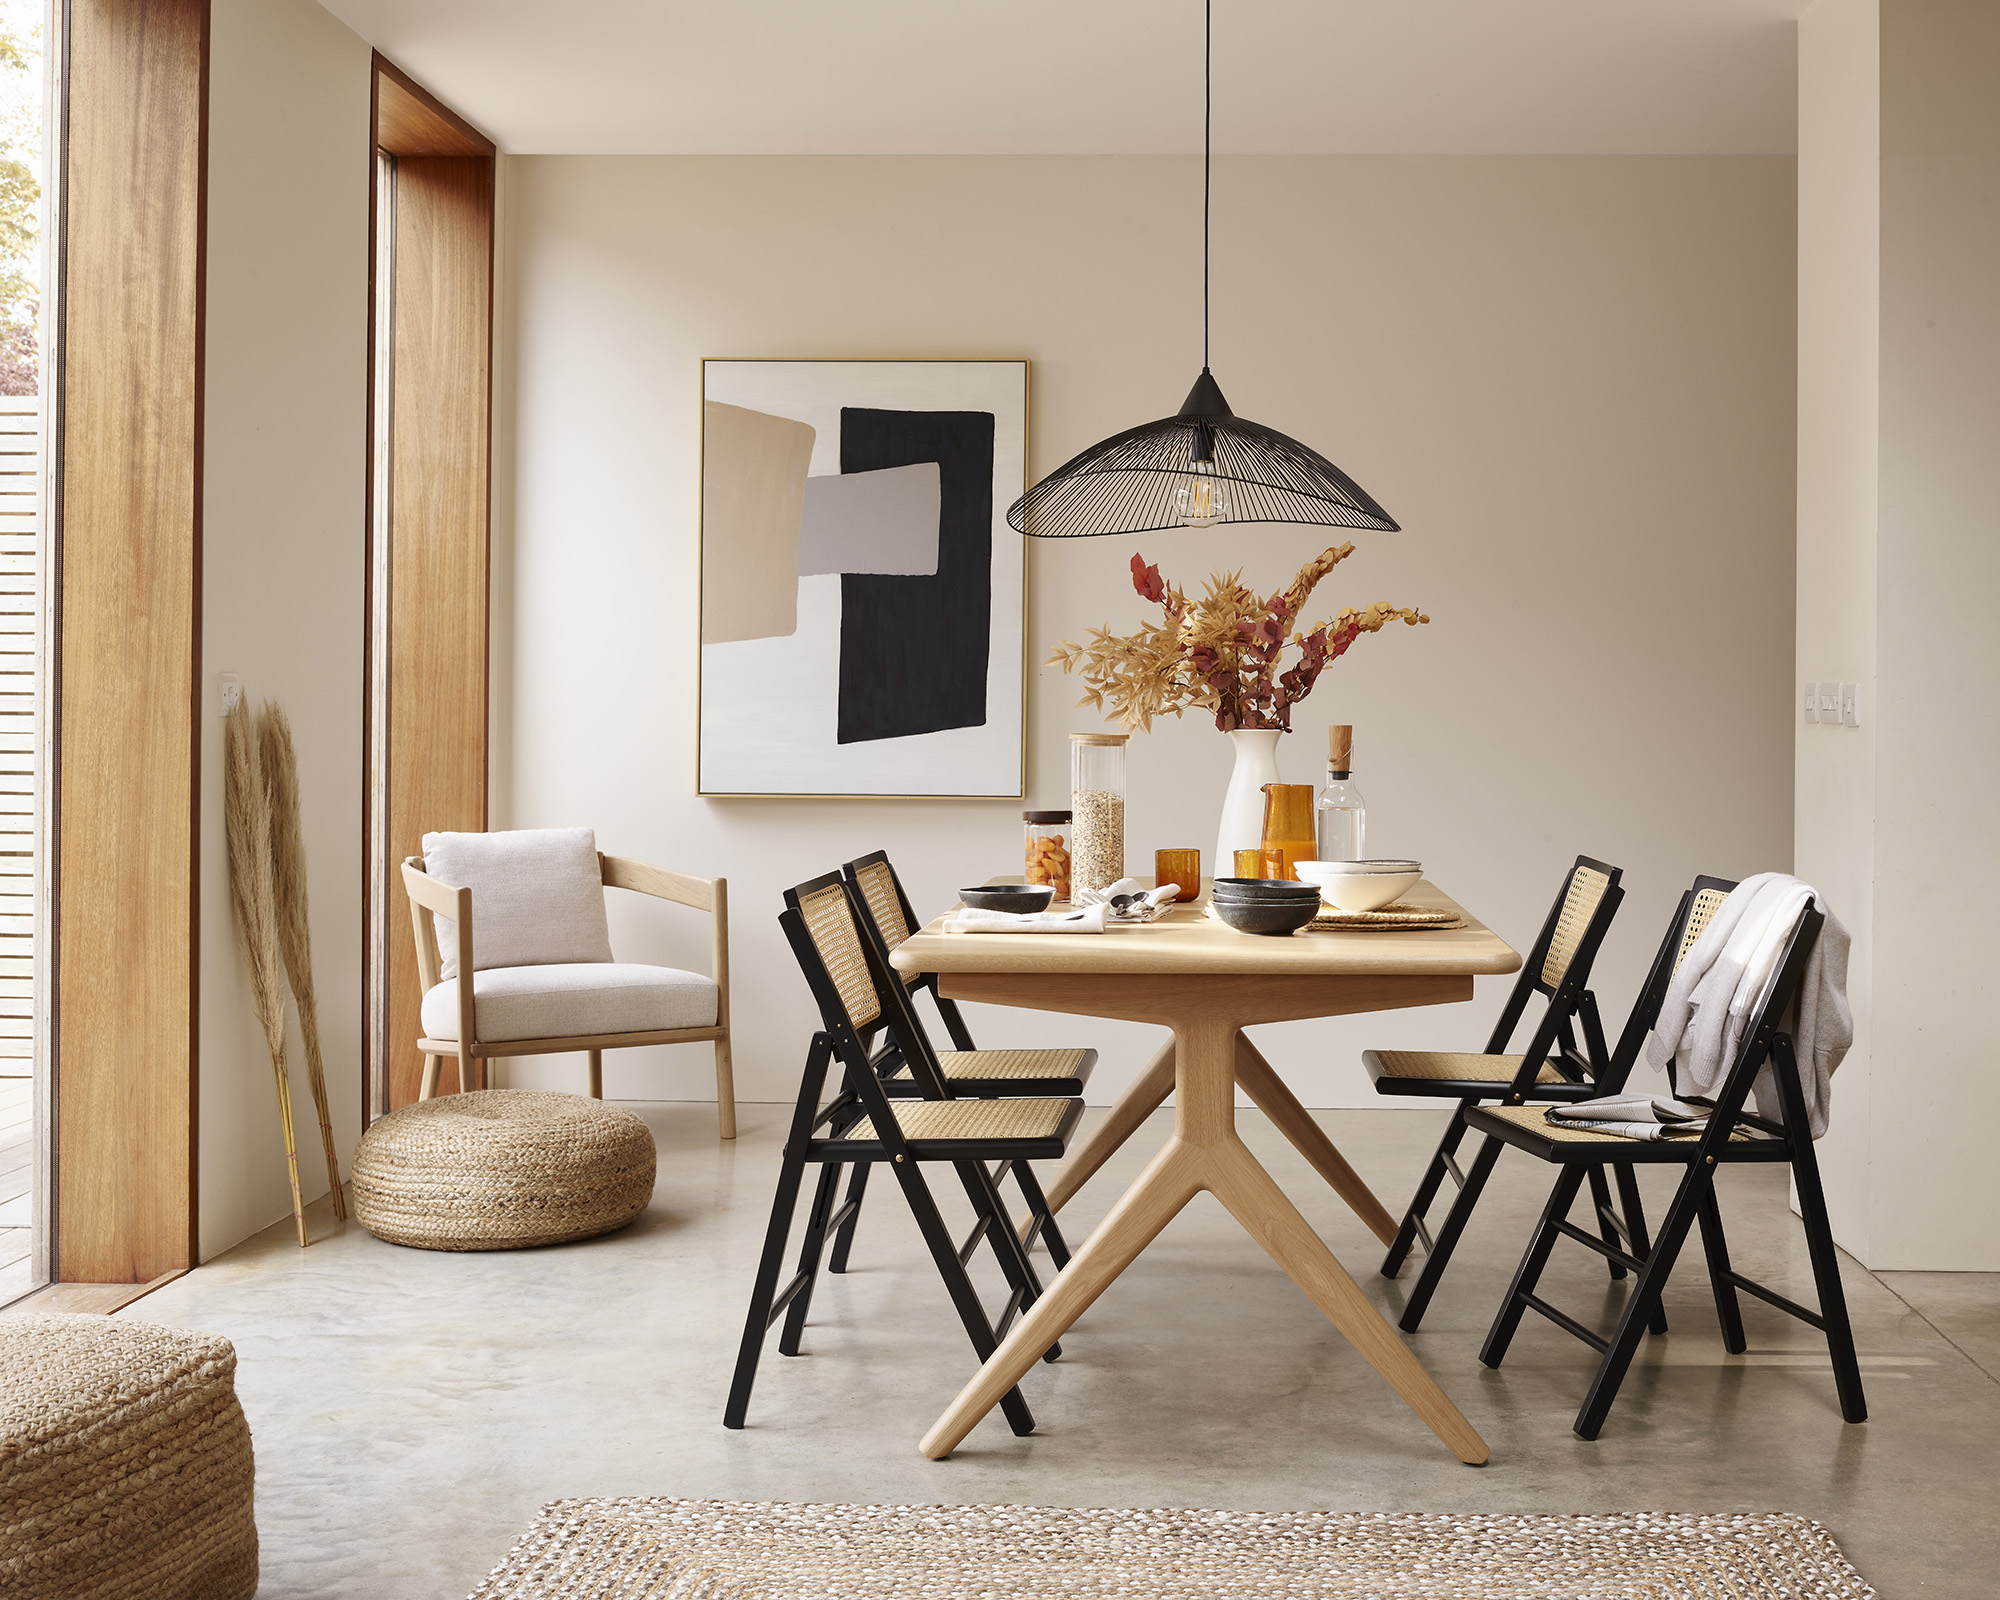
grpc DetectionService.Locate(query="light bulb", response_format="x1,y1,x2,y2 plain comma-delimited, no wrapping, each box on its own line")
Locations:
1176,461,1231,528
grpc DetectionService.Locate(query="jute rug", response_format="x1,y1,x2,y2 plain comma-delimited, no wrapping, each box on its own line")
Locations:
469,1498,1875,1598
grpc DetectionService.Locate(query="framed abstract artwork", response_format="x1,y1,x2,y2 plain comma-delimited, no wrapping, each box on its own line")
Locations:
697,358,1027,798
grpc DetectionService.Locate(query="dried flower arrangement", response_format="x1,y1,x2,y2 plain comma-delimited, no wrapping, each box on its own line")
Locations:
1049,543,1429,733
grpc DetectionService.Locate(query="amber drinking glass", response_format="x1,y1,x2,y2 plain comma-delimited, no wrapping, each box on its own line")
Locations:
1234,848,1265,879
1154,848,1201,903
1259,783,1318,881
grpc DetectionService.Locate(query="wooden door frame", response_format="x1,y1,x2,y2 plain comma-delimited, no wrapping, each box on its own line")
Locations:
49,0,209,1284
363,55,495,1123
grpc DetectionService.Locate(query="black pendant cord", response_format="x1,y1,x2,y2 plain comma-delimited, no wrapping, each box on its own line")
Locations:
1202,0,1211,372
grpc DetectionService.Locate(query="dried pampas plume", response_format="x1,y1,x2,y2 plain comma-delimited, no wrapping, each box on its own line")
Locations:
225,701,307,1246
259,702,346,1221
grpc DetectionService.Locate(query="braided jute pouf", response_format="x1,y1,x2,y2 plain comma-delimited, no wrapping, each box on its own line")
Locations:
0,1314,257,1600
353,1089,656,1251
470,1498,1876,1600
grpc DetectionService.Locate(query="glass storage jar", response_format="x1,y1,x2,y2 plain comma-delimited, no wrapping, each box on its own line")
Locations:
1069,733,1129,898
1024,810,1073,901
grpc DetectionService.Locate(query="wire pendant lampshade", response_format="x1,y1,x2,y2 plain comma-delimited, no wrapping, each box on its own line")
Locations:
1007,3,1398,540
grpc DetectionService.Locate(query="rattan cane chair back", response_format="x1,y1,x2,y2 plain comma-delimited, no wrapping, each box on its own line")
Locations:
794,879,883,1032
1541,863,1616,991
850,856,914,953
1674,885,1732,975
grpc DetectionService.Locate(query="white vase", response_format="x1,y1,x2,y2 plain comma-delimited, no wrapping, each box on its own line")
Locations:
1216,727,1284,878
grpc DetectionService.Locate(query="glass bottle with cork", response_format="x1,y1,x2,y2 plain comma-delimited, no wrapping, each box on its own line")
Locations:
1316,724,1367,862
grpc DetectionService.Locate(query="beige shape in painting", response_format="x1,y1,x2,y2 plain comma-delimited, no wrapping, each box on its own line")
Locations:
701,401,816,643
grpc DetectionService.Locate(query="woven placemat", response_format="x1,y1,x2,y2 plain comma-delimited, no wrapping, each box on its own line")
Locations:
1308,901,1465,932
469,1498,1875,1599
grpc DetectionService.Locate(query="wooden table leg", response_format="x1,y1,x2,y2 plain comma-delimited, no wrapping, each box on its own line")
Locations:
1018,1038,1175,1236
924,1134,1207,1460
1203,1135,1488,1464
929,1011,1487,1465
1232,1034,1399,1248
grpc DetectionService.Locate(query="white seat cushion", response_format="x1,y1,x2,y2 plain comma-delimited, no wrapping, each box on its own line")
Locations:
421,963,719,1043
421,827,615,978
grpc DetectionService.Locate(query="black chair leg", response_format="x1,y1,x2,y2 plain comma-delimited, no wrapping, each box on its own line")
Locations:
1481,1166,1588,1368
1695,1183,1746,1353
1574,1167,1706,1440
724,1142,816,1428
1584,1165,1628,1280
1614,1163,1668,1335
1008,1158,1072,1270
1776,1043,1867,1424
956,1159,1062,1365
890,1157,1039,1436
827,1160,872,1273
1398,1134,1503,1333
778,1161,844,1356
1382,1100,1476,1279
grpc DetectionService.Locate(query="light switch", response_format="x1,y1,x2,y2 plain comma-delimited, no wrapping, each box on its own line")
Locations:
218,672,241,717
1803,681,1819,724
1840,682,1859,726
1819,681,1841,722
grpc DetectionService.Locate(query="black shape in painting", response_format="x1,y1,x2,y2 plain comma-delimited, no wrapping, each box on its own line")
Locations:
836,407,993,744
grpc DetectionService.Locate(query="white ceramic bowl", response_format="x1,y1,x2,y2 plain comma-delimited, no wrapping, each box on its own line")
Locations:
1292,860,1423,912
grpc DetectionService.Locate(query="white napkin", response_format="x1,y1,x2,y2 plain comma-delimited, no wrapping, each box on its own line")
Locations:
942,903,1109,935
1546,1094,1707,1142
1074,878,1182,912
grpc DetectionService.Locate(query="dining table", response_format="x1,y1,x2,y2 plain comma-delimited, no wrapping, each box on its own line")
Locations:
889,877,1520,1465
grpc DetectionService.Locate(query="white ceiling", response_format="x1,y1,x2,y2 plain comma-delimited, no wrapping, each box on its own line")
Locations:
318,0,1805,157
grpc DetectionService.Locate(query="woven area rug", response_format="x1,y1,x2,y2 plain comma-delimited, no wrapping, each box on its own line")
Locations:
469,1498,1875,1598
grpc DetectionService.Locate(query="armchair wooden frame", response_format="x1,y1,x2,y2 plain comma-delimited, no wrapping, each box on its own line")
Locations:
400,852,736,1136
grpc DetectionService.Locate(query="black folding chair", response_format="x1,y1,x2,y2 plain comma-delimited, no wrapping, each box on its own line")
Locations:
840,850,1097,1269
1469,892,1866,1440
724,872,1085,1435
1363,856,1629,1331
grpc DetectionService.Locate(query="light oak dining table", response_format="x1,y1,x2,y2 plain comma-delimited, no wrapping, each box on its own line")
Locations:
889,878,1520,1465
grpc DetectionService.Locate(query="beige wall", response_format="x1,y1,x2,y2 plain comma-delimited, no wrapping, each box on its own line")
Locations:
497,154,1797,1114
198,0,371,1259
1871,0,2000,1268
1797,0,1879,1256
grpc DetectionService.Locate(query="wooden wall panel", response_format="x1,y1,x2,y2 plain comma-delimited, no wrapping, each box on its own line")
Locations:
384,156,491,1110
56,0,207,1280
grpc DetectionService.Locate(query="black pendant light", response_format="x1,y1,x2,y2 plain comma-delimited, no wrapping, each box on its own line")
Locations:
1007,0,1398,539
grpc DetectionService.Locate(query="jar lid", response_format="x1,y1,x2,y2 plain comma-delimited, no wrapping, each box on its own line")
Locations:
1069,732,1130,745
1024,810,1072,824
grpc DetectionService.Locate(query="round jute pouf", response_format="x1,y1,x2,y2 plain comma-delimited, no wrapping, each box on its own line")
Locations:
352,1089,657,1251
0,1313,257,1600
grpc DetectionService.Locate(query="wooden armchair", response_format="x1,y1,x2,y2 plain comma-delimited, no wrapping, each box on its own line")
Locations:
402,848,735,1137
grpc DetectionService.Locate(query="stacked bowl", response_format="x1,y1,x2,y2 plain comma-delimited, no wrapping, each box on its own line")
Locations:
1292,859,1424,913
1209,876,1322,936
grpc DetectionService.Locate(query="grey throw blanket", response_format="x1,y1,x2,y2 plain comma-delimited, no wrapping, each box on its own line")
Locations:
1645,873,1852,1138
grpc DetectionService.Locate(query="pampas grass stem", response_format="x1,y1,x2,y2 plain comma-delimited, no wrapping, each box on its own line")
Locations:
225,701,307,1247
258,702,346,1220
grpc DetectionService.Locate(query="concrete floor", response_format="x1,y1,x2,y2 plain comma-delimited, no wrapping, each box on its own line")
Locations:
136,1102,1998,1600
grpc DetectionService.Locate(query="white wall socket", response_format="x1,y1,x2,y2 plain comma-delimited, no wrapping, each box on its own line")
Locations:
218,672,241,716
1840,682,1859,726
1802,681,1819,724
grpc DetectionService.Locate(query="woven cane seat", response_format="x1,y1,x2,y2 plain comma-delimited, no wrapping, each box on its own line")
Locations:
894,1047,1092,1083
840,1097,1075,1145
0,1314,258,1599
352,1089,656,1251
1372,1051,1566,1086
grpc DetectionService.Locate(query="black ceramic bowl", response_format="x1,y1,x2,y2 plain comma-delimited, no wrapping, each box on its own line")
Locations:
1211,876,1320,900
957,884,1055,914
1212,896,1319,936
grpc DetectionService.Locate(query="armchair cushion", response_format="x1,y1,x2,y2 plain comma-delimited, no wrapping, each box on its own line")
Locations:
421,962,719,1043
422,827,615,978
